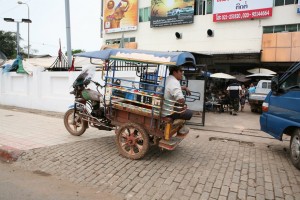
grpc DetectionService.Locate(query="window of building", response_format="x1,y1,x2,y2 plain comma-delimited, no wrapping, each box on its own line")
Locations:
275,0,285,6
105,37,136,45
263,26,274,33
274,25,286,33
139,7,150,22
194,0,203,15
274,0,298,6
194,0,214,15
285,0,296,4
202,1,206,15
263,24,300,33
206,0,213,14
286,24,298,32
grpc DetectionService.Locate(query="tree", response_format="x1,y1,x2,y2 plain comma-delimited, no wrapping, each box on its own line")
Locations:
0,30,17,59
65,49,85,56
0,30,23,59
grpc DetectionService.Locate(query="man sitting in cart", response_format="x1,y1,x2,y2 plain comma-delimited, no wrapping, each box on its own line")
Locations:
163,65,193,135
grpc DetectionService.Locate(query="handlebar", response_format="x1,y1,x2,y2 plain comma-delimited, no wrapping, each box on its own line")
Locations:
91,80,105,88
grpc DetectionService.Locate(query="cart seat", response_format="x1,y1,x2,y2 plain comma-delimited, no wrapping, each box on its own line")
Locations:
112,102,160,119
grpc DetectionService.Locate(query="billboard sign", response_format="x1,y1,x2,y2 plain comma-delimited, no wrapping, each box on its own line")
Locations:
150,0,195,28
213,0,273,22
104,0,138,33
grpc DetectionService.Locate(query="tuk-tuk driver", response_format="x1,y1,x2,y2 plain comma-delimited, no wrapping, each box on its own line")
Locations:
163,65,193,135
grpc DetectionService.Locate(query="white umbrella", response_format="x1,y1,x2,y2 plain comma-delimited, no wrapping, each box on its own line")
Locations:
247,68,276,75
210,73,236,79
246,73,274,78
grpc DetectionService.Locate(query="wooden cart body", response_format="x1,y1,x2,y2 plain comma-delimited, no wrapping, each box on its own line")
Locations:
75,48,196,158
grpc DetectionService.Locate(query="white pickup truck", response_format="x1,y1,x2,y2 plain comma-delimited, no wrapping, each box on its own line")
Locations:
249,80,271,113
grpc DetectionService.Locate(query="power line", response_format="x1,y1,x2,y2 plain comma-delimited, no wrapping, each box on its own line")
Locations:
0,0,32,18
0,0,10,5
0,5,19,18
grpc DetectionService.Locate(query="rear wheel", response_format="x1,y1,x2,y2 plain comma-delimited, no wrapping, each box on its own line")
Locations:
115,123,149,160
64,109,87,136
290,129,300,169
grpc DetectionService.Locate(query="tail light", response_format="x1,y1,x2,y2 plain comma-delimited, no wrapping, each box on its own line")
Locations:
262,102,269,112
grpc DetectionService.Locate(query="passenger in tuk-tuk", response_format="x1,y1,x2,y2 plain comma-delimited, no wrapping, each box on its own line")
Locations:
163,65,193,135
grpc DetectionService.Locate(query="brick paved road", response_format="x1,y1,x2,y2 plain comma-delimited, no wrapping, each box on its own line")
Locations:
14,129,300,200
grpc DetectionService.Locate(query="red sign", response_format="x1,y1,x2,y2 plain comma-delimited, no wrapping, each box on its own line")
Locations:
213,8,272,22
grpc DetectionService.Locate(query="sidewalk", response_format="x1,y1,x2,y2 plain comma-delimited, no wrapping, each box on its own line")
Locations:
0,103,279,162
0,105,113,161
1,105,299,200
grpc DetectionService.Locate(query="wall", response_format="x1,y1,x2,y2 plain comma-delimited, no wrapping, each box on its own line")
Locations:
262,32,300,62
0,68,138,112
104,5,299,54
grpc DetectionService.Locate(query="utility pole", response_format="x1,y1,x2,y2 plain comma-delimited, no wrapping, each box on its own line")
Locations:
65,0,72,67
17,1,30,59
4,18,31,56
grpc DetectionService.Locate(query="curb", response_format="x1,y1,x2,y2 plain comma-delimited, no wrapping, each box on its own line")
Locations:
0,145,23,162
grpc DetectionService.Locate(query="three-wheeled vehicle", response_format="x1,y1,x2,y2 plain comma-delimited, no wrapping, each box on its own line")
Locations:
64,48,198,159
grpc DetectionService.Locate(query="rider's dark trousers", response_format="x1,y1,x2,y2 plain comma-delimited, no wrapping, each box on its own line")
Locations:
169,109,193,121
229,98,240,112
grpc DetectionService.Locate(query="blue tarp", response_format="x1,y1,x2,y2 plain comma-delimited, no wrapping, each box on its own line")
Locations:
2,55,29,74
2,55,22,73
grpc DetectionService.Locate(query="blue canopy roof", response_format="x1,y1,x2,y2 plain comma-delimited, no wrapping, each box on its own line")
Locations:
74,48,195,66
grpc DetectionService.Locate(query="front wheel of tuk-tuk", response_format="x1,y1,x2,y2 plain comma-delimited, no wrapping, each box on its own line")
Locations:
115,123,149,160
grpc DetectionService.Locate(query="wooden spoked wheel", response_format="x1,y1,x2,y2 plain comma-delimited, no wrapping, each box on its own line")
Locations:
115,123,149,160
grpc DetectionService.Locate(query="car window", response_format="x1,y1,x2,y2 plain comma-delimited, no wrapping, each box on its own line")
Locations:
261,82,271,89
280,69,300,89
262,82,267,88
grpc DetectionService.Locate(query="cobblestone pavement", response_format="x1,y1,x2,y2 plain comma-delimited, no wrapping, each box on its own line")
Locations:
14,129,300,200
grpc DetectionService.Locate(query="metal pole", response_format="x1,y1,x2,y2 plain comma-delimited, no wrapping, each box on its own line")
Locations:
26,4,30,59
18,2,30,59
65,0,72,67
100,0,103,38
16,22,20,55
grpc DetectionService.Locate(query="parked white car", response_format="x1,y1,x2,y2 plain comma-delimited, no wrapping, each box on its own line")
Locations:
249,80,271,113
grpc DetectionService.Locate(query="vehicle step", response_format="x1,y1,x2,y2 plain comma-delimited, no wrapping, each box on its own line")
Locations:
159,137,183,150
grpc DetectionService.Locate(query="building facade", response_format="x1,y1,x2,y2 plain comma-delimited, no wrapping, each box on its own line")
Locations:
102,0,300,73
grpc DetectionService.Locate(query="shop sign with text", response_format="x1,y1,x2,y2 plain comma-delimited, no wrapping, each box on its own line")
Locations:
213,0,273,22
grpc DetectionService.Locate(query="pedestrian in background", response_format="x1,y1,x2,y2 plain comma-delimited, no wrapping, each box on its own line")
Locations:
248,83,256,94
227,80,242,115
240,84,247,112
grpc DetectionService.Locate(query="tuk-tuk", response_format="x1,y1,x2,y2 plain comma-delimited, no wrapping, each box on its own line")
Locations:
64,48,198,159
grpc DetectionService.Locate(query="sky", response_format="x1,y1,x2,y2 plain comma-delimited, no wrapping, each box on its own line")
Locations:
0,0,102,56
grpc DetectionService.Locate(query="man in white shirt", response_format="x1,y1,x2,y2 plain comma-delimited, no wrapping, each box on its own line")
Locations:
163,66,193,134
